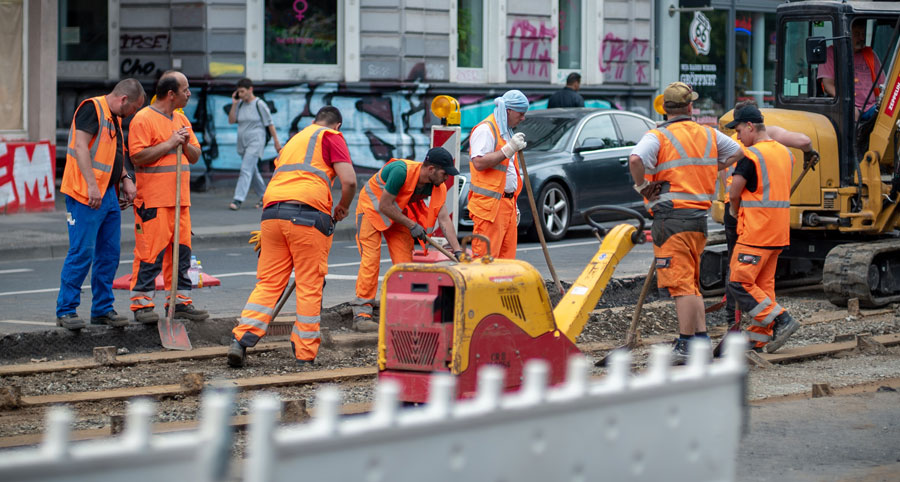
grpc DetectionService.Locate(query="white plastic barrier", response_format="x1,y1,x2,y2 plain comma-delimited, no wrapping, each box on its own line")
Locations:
0,337,747,482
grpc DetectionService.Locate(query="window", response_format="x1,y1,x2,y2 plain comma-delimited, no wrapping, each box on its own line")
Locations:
558,0,581,70
0,0,24,131
264,0,337,65
458,0,483,68
781,20,833,100
58,0,108,61
514,116,578,152
576,115,619,149
614,114,653,147
734,12,776,107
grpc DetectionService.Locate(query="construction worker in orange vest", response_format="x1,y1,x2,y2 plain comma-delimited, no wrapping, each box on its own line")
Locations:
350,147,463,331
56,79,146,331
719,99,817,326
228,106,358,367
128,71,209,324
468,90,529,259
725,104,800,353
629,82,744,364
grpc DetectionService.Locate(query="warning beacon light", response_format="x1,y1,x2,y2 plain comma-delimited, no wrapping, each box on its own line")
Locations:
431,95,461,126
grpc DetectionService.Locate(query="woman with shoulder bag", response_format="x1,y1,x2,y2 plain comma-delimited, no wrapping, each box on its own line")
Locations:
228,78,282,210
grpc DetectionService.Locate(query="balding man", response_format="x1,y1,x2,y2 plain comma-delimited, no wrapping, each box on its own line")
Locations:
127,71,209,324
56,79,146,331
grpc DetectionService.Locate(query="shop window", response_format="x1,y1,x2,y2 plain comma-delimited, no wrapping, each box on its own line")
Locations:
781,20,833,101
0,0,24,131
558,0,581,70
264,0,337,65
458,0,484,68
58,0,108,61
679,10,728,126
734,12,776,108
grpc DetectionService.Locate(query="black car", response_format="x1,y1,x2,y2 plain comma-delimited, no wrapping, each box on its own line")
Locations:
457,108,656,241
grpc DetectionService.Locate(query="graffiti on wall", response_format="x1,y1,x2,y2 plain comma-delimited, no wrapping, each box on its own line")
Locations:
120,33,169,51
0,142,56,212
600,33,651,84
507,19,557,82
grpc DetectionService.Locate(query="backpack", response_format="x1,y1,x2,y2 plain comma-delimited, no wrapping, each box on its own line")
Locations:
254,98,278,147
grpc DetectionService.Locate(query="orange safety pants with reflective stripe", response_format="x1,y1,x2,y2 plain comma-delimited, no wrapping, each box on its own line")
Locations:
727,245,784,349
653,231,705,297
471,197,518,259
129,205,193,311
232,219,332,361
354,213,413,308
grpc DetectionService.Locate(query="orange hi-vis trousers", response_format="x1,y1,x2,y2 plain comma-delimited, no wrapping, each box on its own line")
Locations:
352,213,414,316
651,217,707,298
129,204,193,311
472,196,518,259
232,218,332,361
727,244,785,349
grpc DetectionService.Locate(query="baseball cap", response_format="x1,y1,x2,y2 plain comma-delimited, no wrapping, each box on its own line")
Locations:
663,82,699,107
424,147,459,176
724,104,764,129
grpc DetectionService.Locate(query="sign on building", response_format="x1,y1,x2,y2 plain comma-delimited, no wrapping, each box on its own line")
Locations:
689,12,712,56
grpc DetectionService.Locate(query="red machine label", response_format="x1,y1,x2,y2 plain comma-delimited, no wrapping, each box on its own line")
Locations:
885,73,900,117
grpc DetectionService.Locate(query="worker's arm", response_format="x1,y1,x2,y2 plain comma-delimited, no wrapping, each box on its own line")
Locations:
378,190,416,229
729,175,747,216
131,130,186,166
182,136,201,164
72,129,103,209
822,77,836,97
768,125,812,152
332,162,357,222
628,154,661,200
470,125,526,171
436,204,462,252
719,150,745,170
471,150,509,171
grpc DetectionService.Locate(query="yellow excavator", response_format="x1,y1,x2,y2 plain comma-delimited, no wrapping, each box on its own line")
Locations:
704,0,900,308
376,206,645,403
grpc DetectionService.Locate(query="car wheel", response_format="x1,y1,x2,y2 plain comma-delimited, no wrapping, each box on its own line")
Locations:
533,181,570,242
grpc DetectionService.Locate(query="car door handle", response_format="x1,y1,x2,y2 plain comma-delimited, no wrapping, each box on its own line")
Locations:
617,157,629,164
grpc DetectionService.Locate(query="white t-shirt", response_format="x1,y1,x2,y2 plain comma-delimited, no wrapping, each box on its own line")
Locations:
470,123,519,193
631,124,741,170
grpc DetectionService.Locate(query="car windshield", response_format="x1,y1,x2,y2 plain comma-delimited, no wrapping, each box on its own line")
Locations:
513,116,579,151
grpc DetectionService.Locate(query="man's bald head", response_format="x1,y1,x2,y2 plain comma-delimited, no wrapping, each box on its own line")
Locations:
112,79,146,104
156,71,186,99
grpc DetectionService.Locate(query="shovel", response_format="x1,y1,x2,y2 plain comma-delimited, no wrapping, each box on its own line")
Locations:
159,144,192,351
424,234,459,262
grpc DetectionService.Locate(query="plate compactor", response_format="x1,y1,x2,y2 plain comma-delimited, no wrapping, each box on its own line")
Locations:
377,206,646,403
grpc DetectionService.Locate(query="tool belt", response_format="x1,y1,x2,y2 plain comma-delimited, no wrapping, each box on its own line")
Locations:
262,202,334,237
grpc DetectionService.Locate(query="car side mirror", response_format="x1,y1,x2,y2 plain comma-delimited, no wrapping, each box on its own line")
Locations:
574,137,605,153
806,37,827,65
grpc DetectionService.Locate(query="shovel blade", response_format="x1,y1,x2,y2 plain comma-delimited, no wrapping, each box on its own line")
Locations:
158,317,192,351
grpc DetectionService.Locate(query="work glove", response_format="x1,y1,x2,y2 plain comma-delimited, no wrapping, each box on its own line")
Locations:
803,149,819,171
500,132,527,158
453,250,464,261
248,230,262,254
633,180,662,201
409,224,427,241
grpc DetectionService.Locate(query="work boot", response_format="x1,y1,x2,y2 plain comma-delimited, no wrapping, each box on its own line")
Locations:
91,310,129,328
56,313,86,331
226,338,246,368
173,303,209,321
766,312,800,354
296,359,315,367
133,307,159,324
671,337,690,365
352,313,378,332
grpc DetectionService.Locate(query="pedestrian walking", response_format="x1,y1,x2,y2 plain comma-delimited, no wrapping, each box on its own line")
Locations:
468,90,529,259
55,79,147,331
350,147,463,332
228,106,358,367
547,72,585,108
725,104,800,353
128,71,209,324
628,82,743,364
227,78,282,211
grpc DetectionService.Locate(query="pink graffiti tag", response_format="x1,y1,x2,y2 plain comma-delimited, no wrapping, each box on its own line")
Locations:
599,33,650,83
293,0,308,22
507,19,557,78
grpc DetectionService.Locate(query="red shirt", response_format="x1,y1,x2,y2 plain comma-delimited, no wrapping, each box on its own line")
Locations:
321,131,351,167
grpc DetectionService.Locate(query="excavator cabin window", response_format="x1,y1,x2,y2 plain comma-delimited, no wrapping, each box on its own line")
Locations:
781,19,834,100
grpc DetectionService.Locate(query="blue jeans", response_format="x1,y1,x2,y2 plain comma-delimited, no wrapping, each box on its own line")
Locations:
56,186,122,318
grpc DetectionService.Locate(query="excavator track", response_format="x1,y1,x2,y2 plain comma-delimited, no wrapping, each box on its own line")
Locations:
822,238,900,307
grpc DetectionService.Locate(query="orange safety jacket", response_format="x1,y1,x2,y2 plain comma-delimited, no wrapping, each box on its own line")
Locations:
130,107,195,208
263,124,340,214
358,159,447,232
404,183,449,251
644,118,719,216
736,140,793,247
467,114,522,222
861,47,881,97
60,96,121,205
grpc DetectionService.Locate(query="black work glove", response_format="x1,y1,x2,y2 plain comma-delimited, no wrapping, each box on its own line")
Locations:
453,250,463,261
409,223,427,241
803,149,819,171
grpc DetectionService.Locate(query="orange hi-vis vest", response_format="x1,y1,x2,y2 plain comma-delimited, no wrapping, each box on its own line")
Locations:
263,124,340,214
467,114,522,222
61,96,121,205
736,140,793,247
861,47,881,97
644,118,719,216
358,159,447,232
131,107,195,208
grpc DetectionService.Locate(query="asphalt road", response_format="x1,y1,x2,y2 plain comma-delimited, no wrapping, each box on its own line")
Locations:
0,225,656,333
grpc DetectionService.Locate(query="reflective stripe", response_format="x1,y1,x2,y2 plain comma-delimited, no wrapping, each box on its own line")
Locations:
91,159,113,172
243,303,275,317
364,181,393,227
748,297,772,318
292,325,321,340
647,191,714,208
91,99,110,161
747,331,771,342
353,297,375,306
470,184,502,199
742,200,791,208
744,146,790,209
239,316,269,331
647,156,718,174
702,126,714,157
491,162,508,173
273,162,330,184
296,314,320,324
762,305,782,324
136,165,180,173
657,126,689,159
304,127,327,165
